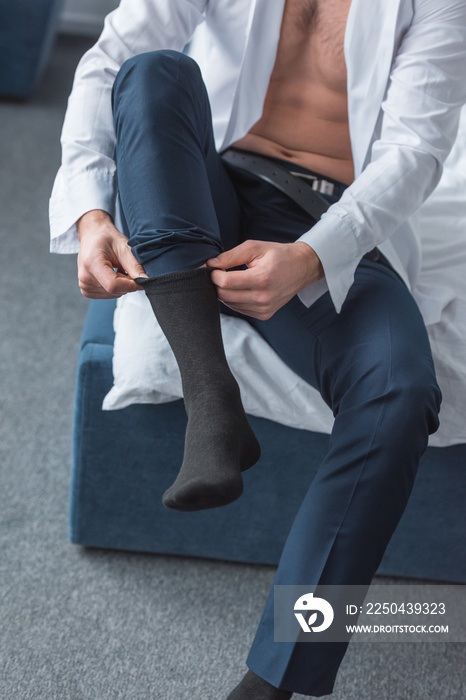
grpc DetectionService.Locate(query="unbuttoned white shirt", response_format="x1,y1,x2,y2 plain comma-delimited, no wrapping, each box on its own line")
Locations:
49,0,466,323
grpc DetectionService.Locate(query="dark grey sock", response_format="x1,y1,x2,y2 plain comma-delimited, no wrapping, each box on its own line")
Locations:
135,267,261,511
226,670,293,700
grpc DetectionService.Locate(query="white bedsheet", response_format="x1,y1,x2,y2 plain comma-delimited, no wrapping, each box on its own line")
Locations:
102,109,466,448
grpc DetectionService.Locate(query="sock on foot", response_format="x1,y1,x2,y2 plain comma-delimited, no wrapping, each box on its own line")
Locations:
226,670,293,700
135,267,261,511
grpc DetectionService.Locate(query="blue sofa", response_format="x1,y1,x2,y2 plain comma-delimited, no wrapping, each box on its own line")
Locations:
0,0,64,99
70,299,466,583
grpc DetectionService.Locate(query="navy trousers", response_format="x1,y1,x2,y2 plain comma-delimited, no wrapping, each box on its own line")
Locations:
112,50,442,697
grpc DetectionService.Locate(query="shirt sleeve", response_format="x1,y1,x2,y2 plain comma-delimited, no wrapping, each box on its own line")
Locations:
49,0,207,254
297,0,466,313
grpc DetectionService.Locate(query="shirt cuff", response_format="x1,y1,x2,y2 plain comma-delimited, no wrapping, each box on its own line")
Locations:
296,208,360,314
49,169,117,254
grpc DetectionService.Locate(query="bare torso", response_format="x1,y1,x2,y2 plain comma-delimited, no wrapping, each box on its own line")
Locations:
232,0,354,185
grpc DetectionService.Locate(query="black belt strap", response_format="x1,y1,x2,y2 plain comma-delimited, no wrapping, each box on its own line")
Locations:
221,148,330,221
221,148,380,262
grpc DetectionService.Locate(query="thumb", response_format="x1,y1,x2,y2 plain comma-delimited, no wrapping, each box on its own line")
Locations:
206,240,263,269
119,242,149,279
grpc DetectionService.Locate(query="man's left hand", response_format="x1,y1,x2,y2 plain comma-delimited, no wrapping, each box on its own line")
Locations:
206,240,324,320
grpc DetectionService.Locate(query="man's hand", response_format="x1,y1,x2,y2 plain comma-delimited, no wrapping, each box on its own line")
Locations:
76,210,148,298
206,239,324,319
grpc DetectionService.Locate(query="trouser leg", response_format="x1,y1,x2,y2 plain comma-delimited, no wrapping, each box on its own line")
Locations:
111,48,442,692
238,258,442,696
111,51,263,511
111,49,241,276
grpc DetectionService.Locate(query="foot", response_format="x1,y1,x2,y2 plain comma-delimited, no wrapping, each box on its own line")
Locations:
137,268,261,512
226,670,293,700
162,383,261,511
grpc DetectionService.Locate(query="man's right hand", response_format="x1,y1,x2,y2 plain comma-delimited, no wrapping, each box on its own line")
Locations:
76,209,149,298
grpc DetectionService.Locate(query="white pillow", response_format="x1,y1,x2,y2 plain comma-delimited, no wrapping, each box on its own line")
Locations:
102,290,336,435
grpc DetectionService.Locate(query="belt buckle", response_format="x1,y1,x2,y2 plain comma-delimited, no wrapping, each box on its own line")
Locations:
312,179,335,196
290,171,335,196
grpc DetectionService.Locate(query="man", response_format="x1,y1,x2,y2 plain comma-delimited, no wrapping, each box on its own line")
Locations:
49,0,466,697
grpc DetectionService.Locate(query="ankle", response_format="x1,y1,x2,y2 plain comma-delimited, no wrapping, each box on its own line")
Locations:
184,368,241,405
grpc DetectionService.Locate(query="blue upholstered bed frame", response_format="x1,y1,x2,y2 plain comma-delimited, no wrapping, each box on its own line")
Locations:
71,299,466,582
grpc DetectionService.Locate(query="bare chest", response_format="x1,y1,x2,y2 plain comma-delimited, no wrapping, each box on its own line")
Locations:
275,0,352,92
232,0,355,181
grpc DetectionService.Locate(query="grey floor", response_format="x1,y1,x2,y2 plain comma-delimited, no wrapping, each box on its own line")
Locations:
0,34,464,700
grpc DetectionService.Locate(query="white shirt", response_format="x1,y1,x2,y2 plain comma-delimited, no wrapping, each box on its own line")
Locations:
49,0,466,324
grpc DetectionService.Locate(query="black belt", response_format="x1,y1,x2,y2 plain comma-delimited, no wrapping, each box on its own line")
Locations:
221,148,379,262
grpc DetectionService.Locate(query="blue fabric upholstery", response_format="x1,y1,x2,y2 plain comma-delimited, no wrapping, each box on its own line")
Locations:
0,0,64,99
71,299,466,582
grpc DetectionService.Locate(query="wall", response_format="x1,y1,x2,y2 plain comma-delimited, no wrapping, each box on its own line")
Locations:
59,0,119,36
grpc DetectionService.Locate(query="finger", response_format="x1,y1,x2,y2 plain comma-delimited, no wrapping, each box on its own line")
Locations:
78,274,125,299
210,267,262,291
90,259,145,296
117,241,149,280
80,258,145,296
206,240,265,269
79,288,125,299
216,286,271,307
219,299,274,320
78,264,107,294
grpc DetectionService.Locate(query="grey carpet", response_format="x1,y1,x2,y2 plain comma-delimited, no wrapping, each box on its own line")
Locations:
0,34,464,700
